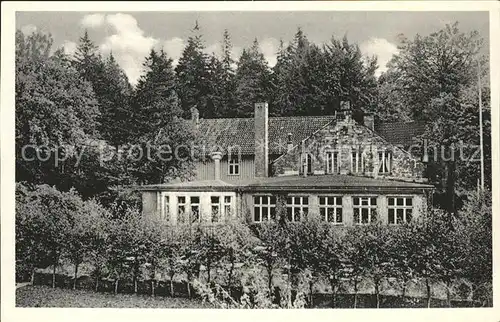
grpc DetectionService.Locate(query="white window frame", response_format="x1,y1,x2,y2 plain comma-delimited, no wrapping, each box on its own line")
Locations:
378,150,391,174
351,150,364,173
326,150,340,174
388,197,413,225
319,196,343,224
353,196,377,225
228,154,240,175
190,196,201,223
162,195,170,222
286,196,309,222
223,196,233,217
177,196,187,223
253,195,276,223
210,196,221,222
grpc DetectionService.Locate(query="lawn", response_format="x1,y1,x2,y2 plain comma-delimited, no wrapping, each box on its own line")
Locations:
16,285,211,308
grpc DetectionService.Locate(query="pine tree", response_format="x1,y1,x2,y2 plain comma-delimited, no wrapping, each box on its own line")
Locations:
234,39,272,117
132,49,181,140
208,29,237,117
175,21,211,118
99,53,133,148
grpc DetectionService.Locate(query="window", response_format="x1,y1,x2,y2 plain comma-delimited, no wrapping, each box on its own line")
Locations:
319,196,343,224
164,196,170,221
224,196,232,217
177,196,186,223
378,150,391,174
351,150,364,173
228,154,240,175
190,196,200,223
211,196,220,222
388,197,413,224
353,197,377,225
253,196,276,222
286,196,308,222
301,154,313,174
326,151,340,174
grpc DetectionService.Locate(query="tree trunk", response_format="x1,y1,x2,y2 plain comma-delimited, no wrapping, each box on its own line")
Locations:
187,273,192,298
309,280,314,308
115,279,119,294
353,280,358,308
375,280,380,308
151,279,156,297
267,266,273,296
228,257,235,289
73,262,79,290
94,269,100,292
207,261,211,284
426,278,432,308
330,281,337,308
30,268,36,285
52,254,58,289
170,275,174,297
402,280,406,298
446,281,452,307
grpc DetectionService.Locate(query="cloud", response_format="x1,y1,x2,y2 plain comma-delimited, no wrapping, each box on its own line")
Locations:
259,38,280,67
163,37,185,66
360,37,399,77
20,24,37,35
62,40,77,56
90,13,159,85
81,13,105,28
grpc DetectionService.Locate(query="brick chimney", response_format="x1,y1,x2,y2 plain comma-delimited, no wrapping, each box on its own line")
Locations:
363,112,375,131
254,102,269,177
338,100,352,122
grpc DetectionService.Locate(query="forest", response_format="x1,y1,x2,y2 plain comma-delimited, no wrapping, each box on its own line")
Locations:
15,21,492,307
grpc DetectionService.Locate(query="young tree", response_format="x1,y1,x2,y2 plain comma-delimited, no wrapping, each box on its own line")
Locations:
319,226,348,307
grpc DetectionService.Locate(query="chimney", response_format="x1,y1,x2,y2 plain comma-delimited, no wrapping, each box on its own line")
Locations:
254,102,269,177
363,112,375,131
211,151,223,180
191,106,199,129
339,100,352,122
287,133,293,152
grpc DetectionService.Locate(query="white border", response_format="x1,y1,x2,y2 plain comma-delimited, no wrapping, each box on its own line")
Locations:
2,2,499,322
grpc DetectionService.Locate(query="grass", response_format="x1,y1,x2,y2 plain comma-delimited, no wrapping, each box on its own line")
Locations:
16,285,212,308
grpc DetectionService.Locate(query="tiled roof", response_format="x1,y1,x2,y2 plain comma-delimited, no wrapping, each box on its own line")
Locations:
197,116,336,155
374,121,426,147
137,175,433,193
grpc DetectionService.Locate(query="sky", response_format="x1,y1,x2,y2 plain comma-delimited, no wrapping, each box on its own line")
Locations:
16,11,489,85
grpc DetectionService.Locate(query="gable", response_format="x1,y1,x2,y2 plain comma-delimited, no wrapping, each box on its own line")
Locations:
272,117,426,181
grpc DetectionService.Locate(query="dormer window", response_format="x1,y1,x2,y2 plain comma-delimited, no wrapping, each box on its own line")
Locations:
378,150,392,174
351,150,364,173
228,154,240,175
326,151,340,174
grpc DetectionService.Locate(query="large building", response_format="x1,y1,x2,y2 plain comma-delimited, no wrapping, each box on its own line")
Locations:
138,102,434,226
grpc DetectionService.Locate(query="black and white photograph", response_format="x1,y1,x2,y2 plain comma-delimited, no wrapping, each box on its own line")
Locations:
1,1,499,319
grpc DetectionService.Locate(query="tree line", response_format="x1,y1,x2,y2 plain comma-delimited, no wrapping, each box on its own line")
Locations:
15,22,491,213
16,183,491,308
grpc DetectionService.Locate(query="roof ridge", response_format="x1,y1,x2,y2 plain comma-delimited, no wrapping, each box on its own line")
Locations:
199,115,336,122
